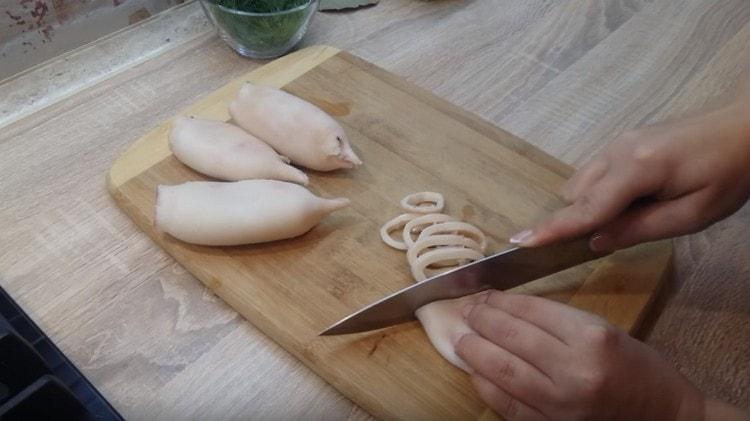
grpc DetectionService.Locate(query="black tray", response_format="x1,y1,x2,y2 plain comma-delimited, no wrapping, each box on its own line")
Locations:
0,286,123,420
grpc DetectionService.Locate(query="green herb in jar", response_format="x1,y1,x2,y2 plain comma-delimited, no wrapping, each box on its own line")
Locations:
205,0,314,57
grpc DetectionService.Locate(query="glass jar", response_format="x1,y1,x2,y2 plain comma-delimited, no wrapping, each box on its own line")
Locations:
199,0,319,59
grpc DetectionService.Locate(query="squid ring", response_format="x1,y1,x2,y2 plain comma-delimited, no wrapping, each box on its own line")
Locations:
380,213,419,250
417,221,488,252
402,213,456,249
407,234,483,268
410,247,485,282
400,192,445,214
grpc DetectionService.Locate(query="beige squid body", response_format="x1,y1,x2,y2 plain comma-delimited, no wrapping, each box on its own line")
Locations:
415,293,486,372
229,83,362,171
169,116,308,185
155,180,349,246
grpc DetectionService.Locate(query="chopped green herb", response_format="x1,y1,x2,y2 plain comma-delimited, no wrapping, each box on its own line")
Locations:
209,0,310,13
203,0,315,57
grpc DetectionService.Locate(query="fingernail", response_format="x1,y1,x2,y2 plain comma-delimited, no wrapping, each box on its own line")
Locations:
456,333,475,348
455,333,470,357
462,304,476,319
476,291,490,303
589,233,612,252
510,229,534,245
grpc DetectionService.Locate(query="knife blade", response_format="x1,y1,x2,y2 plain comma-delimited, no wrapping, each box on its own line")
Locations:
320,237,608,335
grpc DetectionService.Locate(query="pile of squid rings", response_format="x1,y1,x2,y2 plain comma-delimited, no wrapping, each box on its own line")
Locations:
379,192,488,282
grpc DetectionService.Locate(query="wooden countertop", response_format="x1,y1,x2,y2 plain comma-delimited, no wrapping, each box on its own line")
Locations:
1,0,748,418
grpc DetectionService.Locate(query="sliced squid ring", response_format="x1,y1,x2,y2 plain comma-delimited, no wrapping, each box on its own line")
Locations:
417,221,488,253
411,247,485,282
403,213,456,249
400,192,445,214
407,234,483,268
380,213,419,250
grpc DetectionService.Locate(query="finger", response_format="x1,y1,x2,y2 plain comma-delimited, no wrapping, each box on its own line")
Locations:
456,333,554,410
590,190,713,251
561,158,609,203
464,302,566,375
463,290,492,305
470,374,546,421
480,291,605,344
522,166,662,247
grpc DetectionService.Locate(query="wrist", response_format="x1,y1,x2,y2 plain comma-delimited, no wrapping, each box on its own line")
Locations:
674,384,706,421
718,103,750,162
704,399,750,421
725,99,750,135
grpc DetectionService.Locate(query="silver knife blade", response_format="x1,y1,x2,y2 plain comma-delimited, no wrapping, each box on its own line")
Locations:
320,237,608,335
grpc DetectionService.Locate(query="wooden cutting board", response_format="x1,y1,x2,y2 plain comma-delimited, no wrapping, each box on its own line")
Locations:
107,45,671,420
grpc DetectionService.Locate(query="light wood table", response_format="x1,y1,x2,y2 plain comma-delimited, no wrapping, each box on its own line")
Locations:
1,1,748,418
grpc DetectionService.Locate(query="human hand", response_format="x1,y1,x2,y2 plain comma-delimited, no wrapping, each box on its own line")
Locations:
455,291,705,420
510,103,750,251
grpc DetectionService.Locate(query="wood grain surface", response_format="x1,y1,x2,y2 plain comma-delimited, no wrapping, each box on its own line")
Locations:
1,0,749,418
107,47,670,419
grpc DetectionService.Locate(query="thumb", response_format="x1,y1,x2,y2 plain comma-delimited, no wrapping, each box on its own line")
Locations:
511,165,662,247
513,188,634,247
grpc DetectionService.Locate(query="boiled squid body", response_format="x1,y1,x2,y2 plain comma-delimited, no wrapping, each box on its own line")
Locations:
155,180,349,246
229,83,362,171
416,292,486,372
169,116,308,185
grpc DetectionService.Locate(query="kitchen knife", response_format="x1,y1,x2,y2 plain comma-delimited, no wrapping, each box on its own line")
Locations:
320,237,608,335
